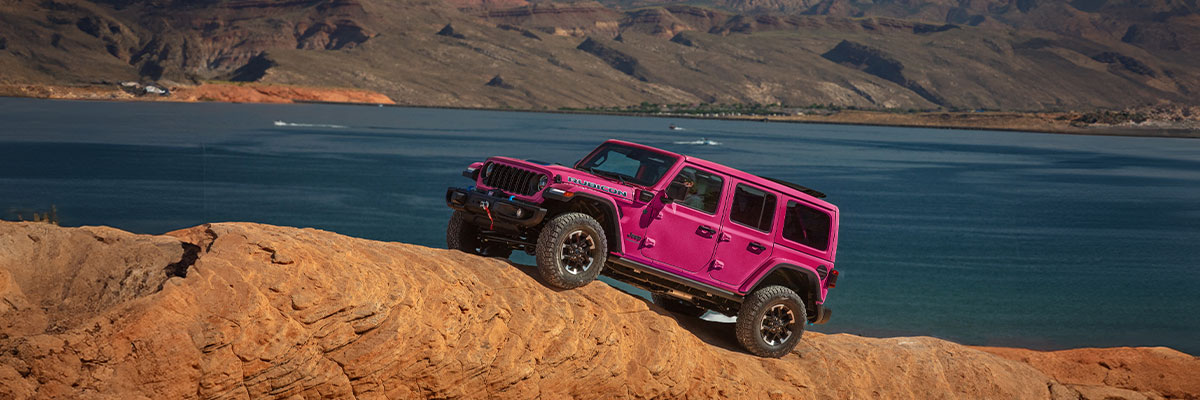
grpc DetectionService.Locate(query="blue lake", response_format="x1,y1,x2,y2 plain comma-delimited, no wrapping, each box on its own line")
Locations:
2,97,1197,354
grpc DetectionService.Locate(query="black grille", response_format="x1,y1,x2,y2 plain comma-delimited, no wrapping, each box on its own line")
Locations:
483,164,543,196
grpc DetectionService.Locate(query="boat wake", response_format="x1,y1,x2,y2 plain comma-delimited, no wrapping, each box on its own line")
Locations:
674,139,721,146
273,121,348,129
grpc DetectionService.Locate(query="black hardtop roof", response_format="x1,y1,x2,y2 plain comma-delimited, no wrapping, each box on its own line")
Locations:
602,139,834,206
763,177,826,199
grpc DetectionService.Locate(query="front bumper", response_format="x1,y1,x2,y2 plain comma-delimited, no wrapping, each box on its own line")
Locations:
446,187,548,231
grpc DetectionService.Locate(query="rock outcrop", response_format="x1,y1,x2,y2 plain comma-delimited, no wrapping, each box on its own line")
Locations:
977,346,1200,400
169,83,395,104
0,83,395,104
576,37,649,82
0,221,1196,399
821,40,945,107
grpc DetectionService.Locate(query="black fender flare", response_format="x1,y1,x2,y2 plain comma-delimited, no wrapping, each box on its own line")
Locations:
747,263,822,311
550,191,623,254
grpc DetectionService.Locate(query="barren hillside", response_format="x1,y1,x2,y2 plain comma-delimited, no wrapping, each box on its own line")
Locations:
1,0,1197,110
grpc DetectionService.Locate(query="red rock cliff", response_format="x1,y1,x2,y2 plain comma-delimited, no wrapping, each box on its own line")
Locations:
0,222,1195,399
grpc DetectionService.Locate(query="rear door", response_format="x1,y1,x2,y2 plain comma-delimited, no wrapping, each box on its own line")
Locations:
778,198,835,260
640,165,728,273
710,180,777,286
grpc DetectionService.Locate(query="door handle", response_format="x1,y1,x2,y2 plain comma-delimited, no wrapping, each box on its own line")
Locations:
697,225,716,236
711,260,724,270
748,241,766,252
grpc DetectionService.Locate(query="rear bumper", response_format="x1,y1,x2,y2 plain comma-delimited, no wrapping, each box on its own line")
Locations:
812,305,831,324
446,187,548,230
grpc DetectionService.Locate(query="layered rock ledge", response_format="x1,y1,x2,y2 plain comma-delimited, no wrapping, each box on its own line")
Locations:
0,84,395,105
0,222,1195,399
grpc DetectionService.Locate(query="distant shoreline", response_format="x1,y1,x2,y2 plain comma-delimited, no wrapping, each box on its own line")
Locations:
3,82,1197,139
298,99,1200,140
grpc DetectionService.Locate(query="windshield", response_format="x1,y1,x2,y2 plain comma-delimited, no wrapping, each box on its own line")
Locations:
577,143,678,187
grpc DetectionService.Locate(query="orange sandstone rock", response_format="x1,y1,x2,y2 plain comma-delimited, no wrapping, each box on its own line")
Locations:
0,221,1193,399
0,83,394,105
976,345,1200,399
170,83,395,104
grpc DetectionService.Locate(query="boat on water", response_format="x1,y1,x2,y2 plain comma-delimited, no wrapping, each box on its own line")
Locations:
271,121,349,129
673,137,721,145
669,124,684,131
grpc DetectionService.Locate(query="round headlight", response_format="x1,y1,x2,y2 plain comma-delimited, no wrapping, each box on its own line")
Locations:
483,163,494,178
538,175,549,190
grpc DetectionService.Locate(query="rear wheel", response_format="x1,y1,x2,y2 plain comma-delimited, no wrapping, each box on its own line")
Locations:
535,212,607,289
446,211,513,258
735,285,806,358
651,293,707,318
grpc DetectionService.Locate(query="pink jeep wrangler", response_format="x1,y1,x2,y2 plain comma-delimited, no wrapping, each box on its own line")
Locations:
446,140,840,357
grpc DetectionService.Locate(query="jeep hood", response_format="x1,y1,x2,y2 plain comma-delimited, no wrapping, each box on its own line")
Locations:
485,157,640,202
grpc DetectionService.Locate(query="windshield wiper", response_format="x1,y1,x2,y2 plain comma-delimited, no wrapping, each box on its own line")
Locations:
583,167,628,185
583,167,611,180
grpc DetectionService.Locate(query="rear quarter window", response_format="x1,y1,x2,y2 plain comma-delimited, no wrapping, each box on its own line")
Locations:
782,200,831,251
730,184,775,232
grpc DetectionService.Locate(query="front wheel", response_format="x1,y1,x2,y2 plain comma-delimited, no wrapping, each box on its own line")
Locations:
446,211,513,258
735,285,807,358
535,212,607,289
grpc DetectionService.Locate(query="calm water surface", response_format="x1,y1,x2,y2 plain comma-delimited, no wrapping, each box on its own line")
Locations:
2,98,1197,354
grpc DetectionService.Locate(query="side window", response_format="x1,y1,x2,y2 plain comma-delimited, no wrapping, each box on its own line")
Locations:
666,166,723,214
783,201,831,251
730,184,775,232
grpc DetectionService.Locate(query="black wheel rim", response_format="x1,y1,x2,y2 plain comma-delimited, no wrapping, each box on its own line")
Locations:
760,303,796,346
559,229,596,274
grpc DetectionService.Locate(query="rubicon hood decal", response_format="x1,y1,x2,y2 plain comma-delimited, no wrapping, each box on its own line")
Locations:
567,176,629,197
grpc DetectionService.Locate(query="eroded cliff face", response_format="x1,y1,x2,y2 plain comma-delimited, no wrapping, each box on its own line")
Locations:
0,221,1195,399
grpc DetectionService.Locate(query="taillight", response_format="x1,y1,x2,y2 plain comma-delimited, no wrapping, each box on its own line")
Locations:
828,269,839,288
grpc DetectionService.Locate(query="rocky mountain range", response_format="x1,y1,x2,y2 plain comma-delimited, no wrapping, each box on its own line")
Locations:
1,0,1198,110
2,221,1197,398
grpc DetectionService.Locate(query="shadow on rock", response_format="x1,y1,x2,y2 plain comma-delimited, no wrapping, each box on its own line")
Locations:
503,259,761,355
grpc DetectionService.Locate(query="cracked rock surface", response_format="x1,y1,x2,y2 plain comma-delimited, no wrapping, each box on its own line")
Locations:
0,221,1195,399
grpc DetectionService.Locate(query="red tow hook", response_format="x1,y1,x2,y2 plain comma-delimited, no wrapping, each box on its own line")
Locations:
481,201,495,230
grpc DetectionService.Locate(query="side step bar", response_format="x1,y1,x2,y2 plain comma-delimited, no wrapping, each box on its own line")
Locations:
605,256,744,306
605,256,829,324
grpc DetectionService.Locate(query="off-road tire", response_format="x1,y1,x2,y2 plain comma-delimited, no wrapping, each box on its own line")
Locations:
735,285,806,358
446,211,513,258
535,212,607,289
651,293,707,318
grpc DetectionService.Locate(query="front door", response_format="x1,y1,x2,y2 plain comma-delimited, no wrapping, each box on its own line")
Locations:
710,181,777,285
640,165,727,273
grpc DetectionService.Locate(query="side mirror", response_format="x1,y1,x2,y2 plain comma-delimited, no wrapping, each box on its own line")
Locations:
638,189,655,203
